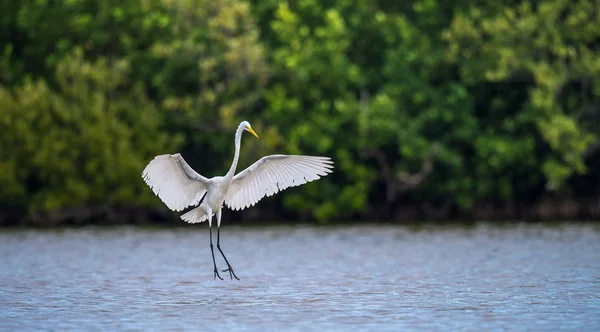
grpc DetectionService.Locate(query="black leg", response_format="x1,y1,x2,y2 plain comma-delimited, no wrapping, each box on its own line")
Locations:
217,226,240,280
210,225,223,280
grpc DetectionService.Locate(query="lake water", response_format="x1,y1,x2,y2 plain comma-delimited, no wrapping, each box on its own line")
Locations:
1,222,599,331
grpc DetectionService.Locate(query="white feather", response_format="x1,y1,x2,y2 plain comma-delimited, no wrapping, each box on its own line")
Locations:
180,206,209,224
224,155,334,211
141,153,210,212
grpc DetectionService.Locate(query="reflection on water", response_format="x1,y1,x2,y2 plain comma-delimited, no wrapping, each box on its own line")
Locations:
1,223,599,331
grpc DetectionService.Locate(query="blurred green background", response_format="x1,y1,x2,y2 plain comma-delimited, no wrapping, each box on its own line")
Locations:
0,0,598,226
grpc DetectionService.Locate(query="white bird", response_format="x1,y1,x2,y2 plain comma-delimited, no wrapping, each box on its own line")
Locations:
141,121,334,280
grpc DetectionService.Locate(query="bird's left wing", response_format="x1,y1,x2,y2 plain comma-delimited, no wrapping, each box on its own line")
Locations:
224,155,334,211
142,153,211,211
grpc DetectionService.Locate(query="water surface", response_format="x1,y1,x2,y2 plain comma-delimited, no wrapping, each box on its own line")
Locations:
1,223,599,331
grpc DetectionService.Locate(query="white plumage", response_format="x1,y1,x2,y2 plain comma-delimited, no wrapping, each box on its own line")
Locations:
142,154,210,212
225,155,333,211
140,120,334,280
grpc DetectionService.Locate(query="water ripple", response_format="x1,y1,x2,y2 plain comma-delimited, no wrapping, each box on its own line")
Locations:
1,223,599,331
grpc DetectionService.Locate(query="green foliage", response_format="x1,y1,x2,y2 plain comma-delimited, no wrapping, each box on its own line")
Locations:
1,0,599,224
0,49,179,215
366,7,482,208
254,1,381,220
444,0,599,192
150,0,269,176
6,0,171,84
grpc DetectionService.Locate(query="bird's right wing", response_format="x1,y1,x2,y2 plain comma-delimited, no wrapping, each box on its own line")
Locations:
224,155,334,211
142,153,211,211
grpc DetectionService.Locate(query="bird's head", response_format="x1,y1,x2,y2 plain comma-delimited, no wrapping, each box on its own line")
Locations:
241,121,259,139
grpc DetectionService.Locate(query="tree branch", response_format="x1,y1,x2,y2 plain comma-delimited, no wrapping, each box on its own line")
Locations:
363,143,441,203
396,143,441,190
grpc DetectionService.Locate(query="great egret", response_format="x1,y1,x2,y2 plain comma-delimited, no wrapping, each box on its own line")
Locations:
141,121,334,280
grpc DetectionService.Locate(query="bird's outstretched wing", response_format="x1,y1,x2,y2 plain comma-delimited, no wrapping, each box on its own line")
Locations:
224,155,334,211
142,153,211,211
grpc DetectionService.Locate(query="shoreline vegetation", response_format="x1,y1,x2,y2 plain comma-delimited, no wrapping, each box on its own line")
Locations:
2,197,599,228
1,0,599,227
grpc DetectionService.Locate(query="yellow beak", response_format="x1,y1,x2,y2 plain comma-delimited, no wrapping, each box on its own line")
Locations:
247,125,259,138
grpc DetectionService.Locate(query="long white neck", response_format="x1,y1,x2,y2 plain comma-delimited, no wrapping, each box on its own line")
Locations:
225,125,245,179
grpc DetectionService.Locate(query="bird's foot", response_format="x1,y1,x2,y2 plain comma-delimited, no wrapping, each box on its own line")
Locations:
222,266,240,280
213,268,223,280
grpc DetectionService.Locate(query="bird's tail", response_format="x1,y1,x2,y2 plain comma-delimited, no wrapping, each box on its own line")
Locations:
180,206,209,224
